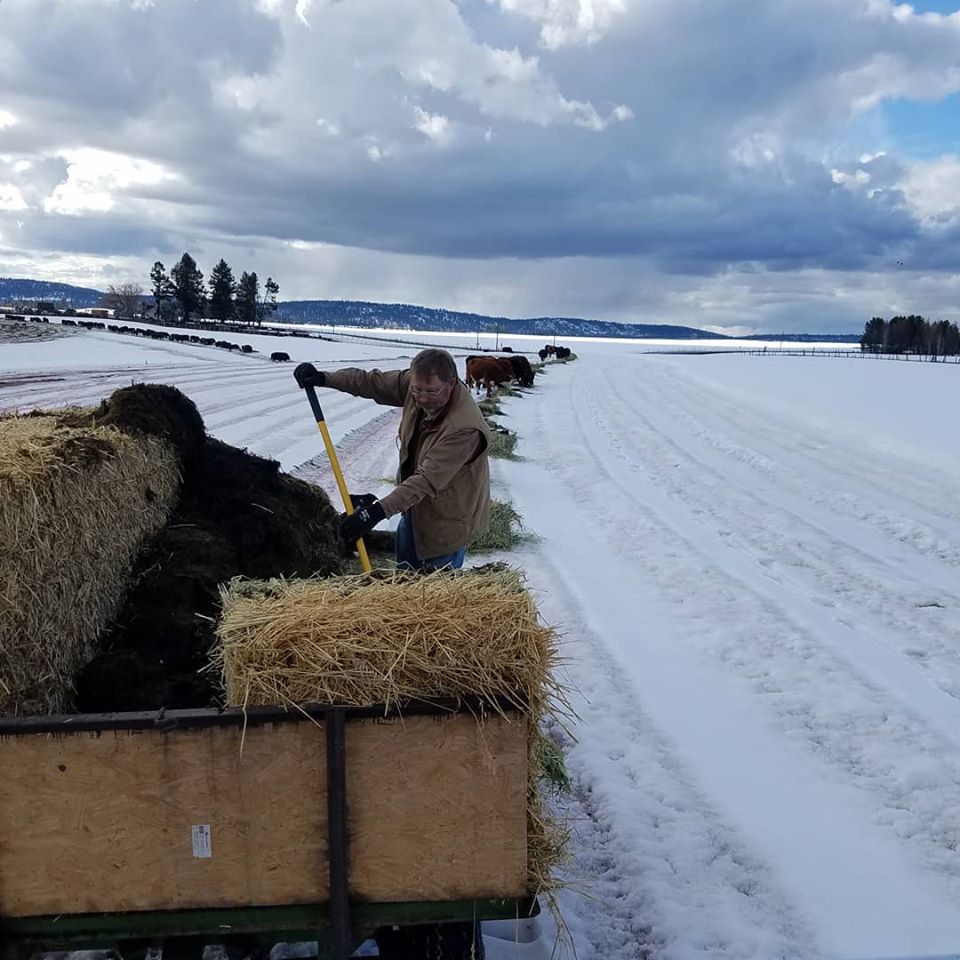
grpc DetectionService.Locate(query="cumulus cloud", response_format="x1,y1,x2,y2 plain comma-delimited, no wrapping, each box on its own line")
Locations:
1,0,960,332
899,155,960,221
413,107,454,145
42,149,178,215
493,0,629,50
0,185,28,212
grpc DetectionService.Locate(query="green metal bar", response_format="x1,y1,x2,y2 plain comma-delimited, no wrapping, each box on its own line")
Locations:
0,897,538,947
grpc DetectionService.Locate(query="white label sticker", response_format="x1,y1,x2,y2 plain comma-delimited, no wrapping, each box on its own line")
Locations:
192,824,212,859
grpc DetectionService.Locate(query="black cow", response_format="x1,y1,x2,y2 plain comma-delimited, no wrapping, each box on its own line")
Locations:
538,348,549,361
502,355,534,387
502,345,513,352
241,344,253,353
270,351,291,362
555,346,571,359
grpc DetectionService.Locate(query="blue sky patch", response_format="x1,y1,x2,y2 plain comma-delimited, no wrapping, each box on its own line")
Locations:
881,93,960,158
908,0,959,12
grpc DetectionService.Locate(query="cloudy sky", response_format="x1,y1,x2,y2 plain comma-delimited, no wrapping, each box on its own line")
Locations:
1,0,959,333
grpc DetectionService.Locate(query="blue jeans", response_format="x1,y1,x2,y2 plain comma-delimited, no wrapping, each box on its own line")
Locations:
395,513,466,571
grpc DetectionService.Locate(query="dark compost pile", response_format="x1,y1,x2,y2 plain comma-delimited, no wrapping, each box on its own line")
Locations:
69,384,343,712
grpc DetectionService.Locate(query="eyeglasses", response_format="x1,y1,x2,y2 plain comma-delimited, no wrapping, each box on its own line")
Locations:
411,383,451,400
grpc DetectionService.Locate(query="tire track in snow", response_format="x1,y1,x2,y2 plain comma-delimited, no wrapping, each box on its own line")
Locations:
643,360,960,560
501,361,960,956
518,550,819,960
557,368,960,883
291,407,401,496
586,371,960,707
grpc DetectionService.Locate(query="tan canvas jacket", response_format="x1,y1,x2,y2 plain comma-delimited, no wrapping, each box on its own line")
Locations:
323,368,491,558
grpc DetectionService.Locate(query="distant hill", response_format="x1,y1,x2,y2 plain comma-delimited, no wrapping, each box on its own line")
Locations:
5,277,859,341
0,277,104,308
276,299,723,340
743,333,860,343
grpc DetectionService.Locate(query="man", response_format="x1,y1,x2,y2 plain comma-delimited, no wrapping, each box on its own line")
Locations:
294,348,490,571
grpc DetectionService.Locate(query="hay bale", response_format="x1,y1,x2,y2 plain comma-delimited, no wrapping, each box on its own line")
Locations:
214,568,569,891
0,413,179,715
215,568,557,715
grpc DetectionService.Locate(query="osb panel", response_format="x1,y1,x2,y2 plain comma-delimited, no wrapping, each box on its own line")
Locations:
347,713,528,902
0,721,326,916
0,712,527,916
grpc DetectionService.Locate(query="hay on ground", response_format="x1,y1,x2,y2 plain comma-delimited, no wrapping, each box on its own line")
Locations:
477,398,503,417
0,412,179,715
487,427,519,460
214,567,568,890
469,499,527,552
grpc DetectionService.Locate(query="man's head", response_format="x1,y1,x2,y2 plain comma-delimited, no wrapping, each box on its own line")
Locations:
409,349,458,413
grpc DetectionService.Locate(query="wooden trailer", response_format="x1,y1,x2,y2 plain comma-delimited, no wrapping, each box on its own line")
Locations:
0,700,535,960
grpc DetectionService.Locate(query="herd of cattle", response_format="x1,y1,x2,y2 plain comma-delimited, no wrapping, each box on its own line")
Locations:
464,344,572,396
56,319,258,354
4,316,575,387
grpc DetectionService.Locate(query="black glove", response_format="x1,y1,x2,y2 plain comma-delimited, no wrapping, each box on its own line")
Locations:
340,499,386,543
294,362,325,388
349,493,379,512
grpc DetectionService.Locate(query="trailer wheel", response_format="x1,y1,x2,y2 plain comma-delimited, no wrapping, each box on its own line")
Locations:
375,920,485,960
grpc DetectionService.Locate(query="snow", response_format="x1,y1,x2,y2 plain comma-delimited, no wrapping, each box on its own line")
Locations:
3,329,960,960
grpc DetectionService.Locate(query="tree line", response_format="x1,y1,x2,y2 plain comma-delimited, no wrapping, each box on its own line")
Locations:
99,253,280,326
860,315,960,357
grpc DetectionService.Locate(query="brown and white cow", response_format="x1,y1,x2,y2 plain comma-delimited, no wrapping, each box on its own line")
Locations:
466,356,514,397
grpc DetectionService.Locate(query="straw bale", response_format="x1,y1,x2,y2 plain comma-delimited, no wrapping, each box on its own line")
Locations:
215,568,558,714
0,412,179,715
214,568,569,890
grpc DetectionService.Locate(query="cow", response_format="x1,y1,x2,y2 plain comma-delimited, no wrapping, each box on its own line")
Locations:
270,351,291,362
466,356,514,397
502,345,513,352
241,344,253,353
465,356,513,379
542,345,556,356
502,354,534,387
555,346,571,359
538,348,549,361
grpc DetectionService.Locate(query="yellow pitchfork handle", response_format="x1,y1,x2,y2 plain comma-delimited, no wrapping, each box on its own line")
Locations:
302,383,372,573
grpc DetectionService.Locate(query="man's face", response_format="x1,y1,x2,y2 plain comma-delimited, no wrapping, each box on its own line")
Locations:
410,374,453,413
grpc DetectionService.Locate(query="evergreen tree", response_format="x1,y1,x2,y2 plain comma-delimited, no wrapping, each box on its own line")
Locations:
236,271,259,326
209,258,236,324
946,322,960,357
860,317,885,352
149,262,174,323
170,253,205,323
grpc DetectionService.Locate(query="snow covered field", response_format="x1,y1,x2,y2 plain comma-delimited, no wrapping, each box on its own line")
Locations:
3,324,960,960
